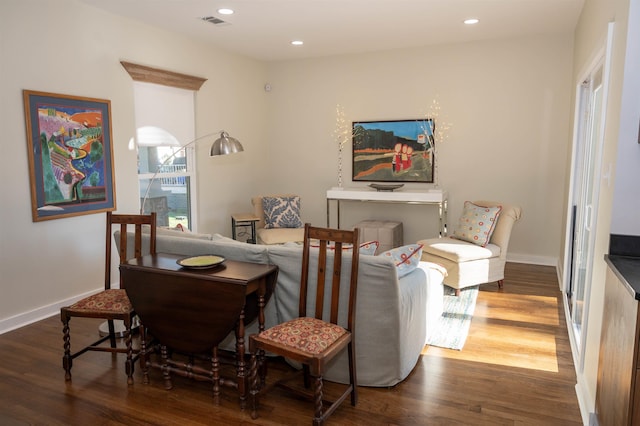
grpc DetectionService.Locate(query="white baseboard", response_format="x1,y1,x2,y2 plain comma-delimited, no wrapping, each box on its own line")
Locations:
507,253,557,266
576,378,595,425
0,288,101,335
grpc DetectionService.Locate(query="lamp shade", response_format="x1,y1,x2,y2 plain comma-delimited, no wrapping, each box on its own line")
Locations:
210,131,244,156
140,130,244,216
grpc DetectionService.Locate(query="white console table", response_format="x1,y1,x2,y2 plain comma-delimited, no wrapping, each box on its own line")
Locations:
326,187,448,236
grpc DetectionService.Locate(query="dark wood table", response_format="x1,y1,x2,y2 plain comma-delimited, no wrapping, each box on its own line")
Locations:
120,252,278,407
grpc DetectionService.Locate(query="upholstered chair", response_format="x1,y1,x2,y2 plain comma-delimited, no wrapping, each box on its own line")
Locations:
60,212,156,384
417,201,522,295
248,223,360,425
251,194,305,244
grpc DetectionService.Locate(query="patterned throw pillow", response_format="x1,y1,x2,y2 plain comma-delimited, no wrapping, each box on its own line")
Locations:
378,244,424,277
452,201,502,247
263,196,303,229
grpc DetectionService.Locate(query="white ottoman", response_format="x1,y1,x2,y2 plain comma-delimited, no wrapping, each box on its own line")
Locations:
355,220,403,253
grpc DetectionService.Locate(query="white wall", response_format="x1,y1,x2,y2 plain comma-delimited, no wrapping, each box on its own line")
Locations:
611,0,640,235
0,0,268,331
264,35,574,265
0,1,576,335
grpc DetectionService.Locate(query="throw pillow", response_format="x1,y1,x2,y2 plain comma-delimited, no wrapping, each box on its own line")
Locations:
263,196,303,229
358,240,379,256
378,244,423,277
452,202,502,247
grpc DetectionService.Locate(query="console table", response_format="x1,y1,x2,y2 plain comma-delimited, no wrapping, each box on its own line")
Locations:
326,187,448,236
120,253,278,408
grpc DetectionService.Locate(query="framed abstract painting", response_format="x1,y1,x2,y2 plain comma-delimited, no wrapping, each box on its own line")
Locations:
352,119,435,183
23,90,116,222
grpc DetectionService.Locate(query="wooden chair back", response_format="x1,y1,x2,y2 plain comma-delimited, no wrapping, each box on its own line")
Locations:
299,223,360,331
106,211,156,290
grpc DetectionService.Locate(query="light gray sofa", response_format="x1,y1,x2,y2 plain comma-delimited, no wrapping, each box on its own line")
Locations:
117,231,445,387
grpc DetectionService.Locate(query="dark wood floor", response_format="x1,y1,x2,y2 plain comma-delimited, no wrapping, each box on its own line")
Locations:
0,262,582,425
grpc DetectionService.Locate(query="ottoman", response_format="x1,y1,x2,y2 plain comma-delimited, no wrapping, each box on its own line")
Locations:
355,220,403,253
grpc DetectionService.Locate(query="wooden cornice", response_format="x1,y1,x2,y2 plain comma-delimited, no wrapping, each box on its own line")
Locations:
120,61,207,91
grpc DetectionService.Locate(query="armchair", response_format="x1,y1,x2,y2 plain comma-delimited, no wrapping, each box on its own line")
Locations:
251,194,305,245
417,201,522,295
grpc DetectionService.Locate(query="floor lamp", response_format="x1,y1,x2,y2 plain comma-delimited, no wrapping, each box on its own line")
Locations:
98,130,244,338
140,129,244,215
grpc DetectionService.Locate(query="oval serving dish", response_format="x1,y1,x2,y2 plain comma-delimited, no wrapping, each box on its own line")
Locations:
177,255,225,269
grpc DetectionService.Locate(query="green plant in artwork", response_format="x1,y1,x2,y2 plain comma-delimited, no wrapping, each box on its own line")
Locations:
90,140,103,163
89,171,100,186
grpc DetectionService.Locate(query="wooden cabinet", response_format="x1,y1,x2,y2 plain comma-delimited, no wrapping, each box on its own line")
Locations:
596,264,640,425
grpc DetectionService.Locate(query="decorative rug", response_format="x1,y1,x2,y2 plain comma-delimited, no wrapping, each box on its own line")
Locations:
426,285,479,350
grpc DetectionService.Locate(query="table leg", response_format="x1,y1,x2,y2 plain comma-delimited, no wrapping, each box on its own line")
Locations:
439,199,448,237
232,217,237,240
212,346,220,403
257,286,267,387
236,306,247,409
250,221,256,244
326,199,330,227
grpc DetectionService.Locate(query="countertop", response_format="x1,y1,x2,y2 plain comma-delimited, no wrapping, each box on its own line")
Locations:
605,255,640,300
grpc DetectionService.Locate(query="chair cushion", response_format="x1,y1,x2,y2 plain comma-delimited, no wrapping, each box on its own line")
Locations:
452,201,502,247
258,317,347,355
378,243,423,277
66,289,133,314
419,237,501,262
262,195,303,229
257,227,305,244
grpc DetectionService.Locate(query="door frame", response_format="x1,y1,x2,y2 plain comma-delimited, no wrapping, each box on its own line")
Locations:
562,23,614,373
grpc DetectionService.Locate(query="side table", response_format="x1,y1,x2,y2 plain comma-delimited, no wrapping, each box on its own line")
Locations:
231,213,260,244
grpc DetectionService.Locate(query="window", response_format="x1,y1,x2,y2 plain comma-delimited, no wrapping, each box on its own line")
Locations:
133,82,196,229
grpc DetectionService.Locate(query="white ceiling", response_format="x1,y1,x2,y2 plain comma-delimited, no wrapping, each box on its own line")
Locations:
78,0,585,62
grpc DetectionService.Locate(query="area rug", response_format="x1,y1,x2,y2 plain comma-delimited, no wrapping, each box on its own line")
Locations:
426,285,479,350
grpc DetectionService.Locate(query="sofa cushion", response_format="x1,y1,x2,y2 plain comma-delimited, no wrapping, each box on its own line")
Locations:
452,201,502,247
143,224,212,240
262,195,303,229
310,240,379,256
378,244,423,277
211,233,243,244
420,237,500,262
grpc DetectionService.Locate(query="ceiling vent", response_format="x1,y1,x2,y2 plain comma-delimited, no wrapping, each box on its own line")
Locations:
200,16,229,26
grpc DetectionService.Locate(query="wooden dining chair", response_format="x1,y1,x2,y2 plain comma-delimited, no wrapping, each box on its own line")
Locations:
248,223,360,425
60,212,156,385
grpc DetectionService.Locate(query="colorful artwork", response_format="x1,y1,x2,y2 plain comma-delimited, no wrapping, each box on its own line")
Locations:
352,119,435,183
23,90,116,221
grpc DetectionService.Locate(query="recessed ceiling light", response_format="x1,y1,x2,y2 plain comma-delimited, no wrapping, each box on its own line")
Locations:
217,8,234,15
291,40,304,46
464,18,479,25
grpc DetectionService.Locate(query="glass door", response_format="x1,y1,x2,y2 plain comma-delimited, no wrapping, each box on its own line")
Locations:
568,67,603,344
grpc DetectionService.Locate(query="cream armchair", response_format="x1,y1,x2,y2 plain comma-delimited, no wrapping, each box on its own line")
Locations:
417,201,522,295
251,194,305,245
